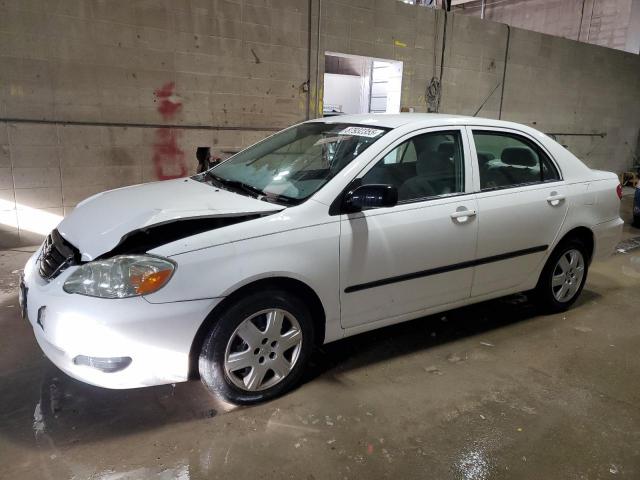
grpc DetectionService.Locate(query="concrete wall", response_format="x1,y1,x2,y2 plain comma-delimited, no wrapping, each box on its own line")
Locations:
314,1,639,169
0,0,311,246
1,0,639,246
453,0,639,54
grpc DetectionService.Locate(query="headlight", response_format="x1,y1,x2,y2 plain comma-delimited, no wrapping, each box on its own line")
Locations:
63,255,175,298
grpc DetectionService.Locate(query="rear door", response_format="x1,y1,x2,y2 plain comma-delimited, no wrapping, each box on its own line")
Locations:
339,127,479,330
468,127,568,296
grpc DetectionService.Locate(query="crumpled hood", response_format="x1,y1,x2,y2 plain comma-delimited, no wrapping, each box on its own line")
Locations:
58,178,283,261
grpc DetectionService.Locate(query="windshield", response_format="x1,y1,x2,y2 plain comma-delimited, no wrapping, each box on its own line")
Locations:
196,123,389,205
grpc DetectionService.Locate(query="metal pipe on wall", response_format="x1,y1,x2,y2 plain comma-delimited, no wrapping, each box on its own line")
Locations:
305,0,313,120
0,118,280,132
577,0,587,40
315,0,323,118
498,24,510,120
437,9,448,112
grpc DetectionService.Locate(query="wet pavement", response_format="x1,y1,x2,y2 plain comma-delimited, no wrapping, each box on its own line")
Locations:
1,197,639,479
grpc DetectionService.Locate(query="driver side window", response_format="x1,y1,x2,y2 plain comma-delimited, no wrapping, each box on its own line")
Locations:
361,131,465,202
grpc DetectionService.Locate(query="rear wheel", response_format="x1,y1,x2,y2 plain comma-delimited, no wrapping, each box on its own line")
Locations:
199,289,315,405
534,239,589,313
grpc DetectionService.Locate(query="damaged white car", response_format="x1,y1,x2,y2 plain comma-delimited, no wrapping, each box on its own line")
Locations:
20,114,623,404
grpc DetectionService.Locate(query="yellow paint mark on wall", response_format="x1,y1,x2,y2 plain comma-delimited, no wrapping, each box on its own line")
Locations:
394,40,407,48
10,85,24,97
318,87,323,116
307,84,324,118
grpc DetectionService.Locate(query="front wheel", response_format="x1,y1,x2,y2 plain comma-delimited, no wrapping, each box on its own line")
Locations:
534,239,589,313
198,289,315,405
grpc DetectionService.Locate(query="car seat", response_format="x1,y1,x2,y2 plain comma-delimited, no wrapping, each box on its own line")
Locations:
399,150,453,200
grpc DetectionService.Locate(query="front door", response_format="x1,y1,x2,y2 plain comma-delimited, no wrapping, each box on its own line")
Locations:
339,128,479,330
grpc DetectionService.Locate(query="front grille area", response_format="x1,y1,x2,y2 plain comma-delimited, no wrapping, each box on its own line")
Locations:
38,229,80,280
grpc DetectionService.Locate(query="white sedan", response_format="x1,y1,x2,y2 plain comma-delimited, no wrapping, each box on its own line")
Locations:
20,114,623,404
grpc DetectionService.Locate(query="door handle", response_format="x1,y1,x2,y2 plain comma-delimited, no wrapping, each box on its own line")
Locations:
546,193,565,206
450,209,477,223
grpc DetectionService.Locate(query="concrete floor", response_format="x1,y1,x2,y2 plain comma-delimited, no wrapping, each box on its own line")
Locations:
1,196,639,480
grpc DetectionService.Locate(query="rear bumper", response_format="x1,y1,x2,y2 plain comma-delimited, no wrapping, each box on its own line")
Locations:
592,217,624,261
21,250,221,389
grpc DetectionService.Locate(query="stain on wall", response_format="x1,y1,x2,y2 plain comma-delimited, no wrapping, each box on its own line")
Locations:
152,82,187,180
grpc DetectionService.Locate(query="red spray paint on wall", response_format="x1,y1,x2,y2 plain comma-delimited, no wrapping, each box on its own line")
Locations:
152,82,188,180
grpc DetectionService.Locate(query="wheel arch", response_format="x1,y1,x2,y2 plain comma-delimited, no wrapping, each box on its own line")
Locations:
187,276,327,379
555,226,595,263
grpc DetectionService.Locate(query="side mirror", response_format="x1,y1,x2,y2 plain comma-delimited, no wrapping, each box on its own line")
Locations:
343,184,398,213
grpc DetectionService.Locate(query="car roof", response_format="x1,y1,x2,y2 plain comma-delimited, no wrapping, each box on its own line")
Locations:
310,113,530,131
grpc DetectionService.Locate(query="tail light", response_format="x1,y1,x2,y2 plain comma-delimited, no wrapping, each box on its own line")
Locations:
616,184,623,200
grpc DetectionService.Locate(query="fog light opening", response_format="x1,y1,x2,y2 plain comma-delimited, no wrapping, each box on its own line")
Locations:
73,355,132,373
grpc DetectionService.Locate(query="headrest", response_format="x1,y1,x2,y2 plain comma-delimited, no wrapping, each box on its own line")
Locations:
477,153,492,166
437,142,455,157
416,151,451,177
501,147,537,167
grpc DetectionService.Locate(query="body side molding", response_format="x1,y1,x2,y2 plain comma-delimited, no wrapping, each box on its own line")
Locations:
344,245,548,293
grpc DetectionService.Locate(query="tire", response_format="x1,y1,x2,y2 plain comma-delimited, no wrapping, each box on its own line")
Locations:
633,215,640,228
198,289,315,405
533,238,589,314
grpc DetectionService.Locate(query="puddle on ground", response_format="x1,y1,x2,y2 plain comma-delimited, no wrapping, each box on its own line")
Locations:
616,236,640,253
621,256,640,278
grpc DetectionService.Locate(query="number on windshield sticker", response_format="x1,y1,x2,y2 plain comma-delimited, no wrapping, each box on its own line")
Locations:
337,126,385,138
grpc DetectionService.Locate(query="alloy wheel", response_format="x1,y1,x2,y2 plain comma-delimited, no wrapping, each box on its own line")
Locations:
551,248,585,303
223,309,303,392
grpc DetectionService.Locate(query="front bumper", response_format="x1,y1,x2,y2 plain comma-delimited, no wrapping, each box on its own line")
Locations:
21,249,221,389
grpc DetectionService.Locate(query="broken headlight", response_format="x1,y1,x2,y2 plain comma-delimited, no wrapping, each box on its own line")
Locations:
63,255,175,298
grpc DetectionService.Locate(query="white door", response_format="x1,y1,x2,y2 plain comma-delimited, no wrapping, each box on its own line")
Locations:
468,127,568,296
339,128,478,330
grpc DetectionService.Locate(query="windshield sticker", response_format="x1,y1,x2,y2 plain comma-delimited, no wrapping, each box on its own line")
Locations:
337,126,384,138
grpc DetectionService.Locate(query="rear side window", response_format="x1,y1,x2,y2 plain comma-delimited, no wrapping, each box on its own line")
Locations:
473,131,560,191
